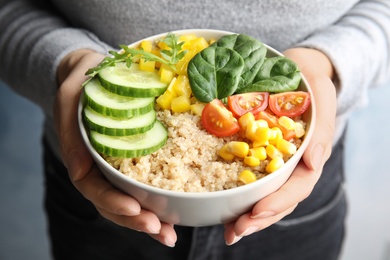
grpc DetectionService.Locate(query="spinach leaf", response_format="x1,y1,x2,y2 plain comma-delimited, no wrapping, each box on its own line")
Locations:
213,34,267,92
187,46,244,103
240,56,301,93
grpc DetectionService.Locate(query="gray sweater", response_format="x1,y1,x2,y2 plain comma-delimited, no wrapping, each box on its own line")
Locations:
1,0,390,156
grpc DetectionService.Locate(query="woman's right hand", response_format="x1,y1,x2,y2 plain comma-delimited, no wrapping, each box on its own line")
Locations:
54,49,177,247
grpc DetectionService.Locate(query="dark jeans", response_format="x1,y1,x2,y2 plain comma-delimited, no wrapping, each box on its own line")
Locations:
43,132,346,260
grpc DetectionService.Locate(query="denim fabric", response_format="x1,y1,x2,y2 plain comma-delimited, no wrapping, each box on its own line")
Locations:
42,132,346,260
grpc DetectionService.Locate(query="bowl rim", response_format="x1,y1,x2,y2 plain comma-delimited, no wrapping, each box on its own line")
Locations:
78,29,316,199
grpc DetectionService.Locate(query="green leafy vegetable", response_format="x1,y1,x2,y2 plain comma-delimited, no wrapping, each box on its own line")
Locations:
82,33,186,87
159,33,187,65
212,34,267,92
239,56,302,93
187,46,244,103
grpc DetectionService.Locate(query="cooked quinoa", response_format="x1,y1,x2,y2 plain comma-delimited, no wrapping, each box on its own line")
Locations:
104,110,303,193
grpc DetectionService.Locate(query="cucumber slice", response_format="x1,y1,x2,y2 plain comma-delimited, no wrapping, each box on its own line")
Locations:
98,63,168,97
83,106,156,136
84,78,155,118
89,120,168,158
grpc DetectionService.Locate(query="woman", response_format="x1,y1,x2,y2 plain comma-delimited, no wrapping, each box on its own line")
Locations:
1,0,389,259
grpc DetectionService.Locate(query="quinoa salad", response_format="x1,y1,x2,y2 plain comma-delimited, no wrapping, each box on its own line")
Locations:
104,109,304,192
82,32,310,193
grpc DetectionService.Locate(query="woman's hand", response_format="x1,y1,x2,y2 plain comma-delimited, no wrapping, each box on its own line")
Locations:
54,49,177,247
224,48,337,245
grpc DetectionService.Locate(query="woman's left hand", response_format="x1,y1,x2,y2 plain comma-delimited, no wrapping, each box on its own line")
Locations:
224,48,337,245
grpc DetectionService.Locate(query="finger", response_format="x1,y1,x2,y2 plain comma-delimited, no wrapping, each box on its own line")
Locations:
302,75,336,172
54,52,105,181
251,161,317,218
225,205,296,245
148,223,177,247
97,207,161,234
73,164,141,216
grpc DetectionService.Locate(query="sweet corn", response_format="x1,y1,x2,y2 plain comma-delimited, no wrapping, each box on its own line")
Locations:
278,116,296,130
266,144,283,159
245,119,268,141
227,141,250,158
266,157,285,173
276,139,297,155
254,127,272,143
269,127,283,145
171,95,191,113
248,147,267,160
219,144,235,160
238,170,257,184
238,112,255,131
244,156,261,167
294,122,306,138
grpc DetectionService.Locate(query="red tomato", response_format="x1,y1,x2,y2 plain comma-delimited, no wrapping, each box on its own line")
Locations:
227,92,269,118
256,111,296,141
202,99,240,137
269,91,311,117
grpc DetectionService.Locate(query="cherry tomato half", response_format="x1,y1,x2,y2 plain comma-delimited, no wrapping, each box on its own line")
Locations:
227,92,269,118
268,91,310,118
202,99,240,137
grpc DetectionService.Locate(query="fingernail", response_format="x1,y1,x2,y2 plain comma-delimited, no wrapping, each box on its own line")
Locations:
311,144,324,171
146,224,160,235
252,211,275,219
238,226,258,237
164,237,176,248
226,235,242,246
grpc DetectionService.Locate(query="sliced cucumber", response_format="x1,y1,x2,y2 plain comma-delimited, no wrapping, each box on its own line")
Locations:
83,105,156,136
84,78,155,118
89,120,168,158
98,63,168,97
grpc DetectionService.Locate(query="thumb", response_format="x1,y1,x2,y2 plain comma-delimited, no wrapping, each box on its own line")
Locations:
54,51,104,181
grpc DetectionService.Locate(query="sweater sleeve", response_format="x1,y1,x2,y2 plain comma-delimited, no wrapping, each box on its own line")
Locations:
0,0,111,116
294,0,390,117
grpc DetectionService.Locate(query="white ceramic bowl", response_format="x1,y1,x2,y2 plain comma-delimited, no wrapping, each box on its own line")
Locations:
78,29,316,227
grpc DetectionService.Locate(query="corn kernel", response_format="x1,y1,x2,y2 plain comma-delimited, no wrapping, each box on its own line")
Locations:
254,127,272,143
219,144,235,160
227,141,250,158
276,139,297,155
294,122,306,138
238,170,257,184
269,127,283,145
266,157,285,173
238,112,255,131
278,116,296,130
244,156,261,167
266,144,283,159
245,120,267,141
248,147,267,160
171,95,191,113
